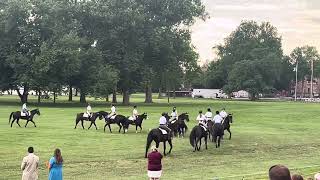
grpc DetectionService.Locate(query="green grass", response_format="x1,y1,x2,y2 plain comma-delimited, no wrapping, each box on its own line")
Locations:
1,95,320,179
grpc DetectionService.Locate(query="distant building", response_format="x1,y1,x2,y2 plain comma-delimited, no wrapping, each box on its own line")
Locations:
291,77,320,97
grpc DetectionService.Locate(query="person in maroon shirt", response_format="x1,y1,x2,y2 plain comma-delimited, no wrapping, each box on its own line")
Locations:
147,146,163,180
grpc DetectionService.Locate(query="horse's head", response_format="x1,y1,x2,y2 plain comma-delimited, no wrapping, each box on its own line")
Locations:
33,109,41,116
228,114,233,123
179,113,189,122
98,111,109,120
141,112,148,120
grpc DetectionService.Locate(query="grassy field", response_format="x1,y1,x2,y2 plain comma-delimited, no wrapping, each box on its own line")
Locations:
1,94,320,180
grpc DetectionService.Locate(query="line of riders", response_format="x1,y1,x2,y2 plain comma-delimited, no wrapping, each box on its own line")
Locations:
11,103,230,137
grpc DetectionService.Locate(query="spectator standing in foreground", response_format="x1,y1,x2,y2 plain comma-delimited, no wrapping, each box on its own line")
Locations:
47,148,63,180
315,173,320,180
147,146,163,180
269,165,291,180
21,147,39,180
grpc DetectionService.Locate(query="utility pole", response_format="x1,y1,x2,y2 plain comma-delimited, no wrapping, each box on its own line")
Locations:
295,61,298,101
311,59,314,98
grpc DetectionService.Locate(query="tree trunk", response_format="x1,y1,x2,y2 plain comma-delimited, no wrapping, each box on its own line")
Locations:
37,88,41,104
301,80,305,98
173,88,176,99
68,85,73,101
17,85,29,103
112,86,117,103
75,88,78,96
122,89,130,105
53,91,56,104
145,81,153,103
80,92,86,103
106,94,109,102
158,88,162,99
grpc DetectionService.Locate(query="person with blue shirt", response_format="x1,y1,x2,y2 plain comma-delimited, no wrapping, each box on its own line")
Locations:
47,148,63,180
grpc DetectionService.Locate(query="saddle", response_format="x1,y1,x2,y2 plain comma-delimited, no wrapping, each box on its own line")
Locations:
128,116,135,121
200,124,207,132
21,111,30,117
170,120,177,124
158,128,168,135
110,115,116,120
83,113,90,118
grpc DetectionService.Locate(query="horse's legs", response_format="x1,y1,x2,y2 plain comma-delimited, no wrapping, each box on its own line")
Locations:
136,125,138,133
163,142,166,156
103,123,107,132
88,122,93,129
168,139,173,154
199,138,202,151
93,122,98,130
31,120,36,127
108,124,112,133
81,120,84,129
17,119,21,127
205,135,208,150
195,138,199,151
218,136,221,147
139,125,142,133
227,128,232,140
145,135,153,158
74,118,80,129
25,120,29,127
11,119,15,127
118,124,122,133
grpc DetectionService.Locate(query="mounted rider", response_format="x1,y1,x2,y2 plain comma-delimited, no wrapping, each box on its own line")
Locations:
196,110,207,129
107,104,116,119
170,106,178,122
213,111,224,136
219,108,228,123
21,103,29,118
132,105,138,122
86,103,92,118
159,112,171,134
205,108,213,122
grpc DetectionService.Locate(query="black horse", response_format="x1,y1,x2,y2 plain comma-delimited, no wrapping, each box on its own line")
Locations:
189,125,208,152
223,114,233,140
9,109,41,128
167,113,189,137
103,114,130,134
209,123,224,148
74,112,103,130
131,113,148,133
145,128,173,158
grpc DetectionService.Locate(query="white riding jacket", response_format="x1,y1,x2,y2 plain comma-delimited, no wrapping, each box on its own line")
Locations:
205,112,213,121
159,116,167,125
213,114,223,124
220,110,228,118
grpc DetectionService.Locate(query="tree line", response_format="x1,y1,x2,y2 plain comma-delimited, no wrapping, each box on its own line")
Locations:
0,0,206,104
199,21,320,100
1,1,319,103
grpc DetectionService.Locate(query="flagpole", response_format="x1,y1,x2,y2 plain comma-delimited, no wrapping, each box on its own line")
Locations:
295,61,298,101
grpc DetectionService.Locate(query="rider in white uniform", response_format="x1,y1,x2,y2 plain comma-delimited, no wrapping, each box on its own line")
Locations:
108,104,116,119
132,105,138,121
159,112,171,134
196,110,206,128
213,111,223,124
22,103,29,117
205,108,213,122
213,111,224,136
219,108,228,119
86,103,92,118
170,107,178,121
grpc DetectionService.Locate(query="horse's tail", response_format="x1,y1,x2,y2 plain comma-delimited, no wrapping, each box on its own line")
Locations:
189,127,196,147
145,130,153,158
9,112,14,124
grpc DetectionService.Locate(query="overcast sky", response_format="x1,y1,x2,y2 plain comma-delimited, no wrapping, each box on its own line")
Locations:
191,0,320,64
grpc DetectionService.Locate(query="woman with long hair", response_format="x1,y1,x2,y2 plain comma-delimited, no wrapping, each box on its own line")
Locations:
47,148,63,180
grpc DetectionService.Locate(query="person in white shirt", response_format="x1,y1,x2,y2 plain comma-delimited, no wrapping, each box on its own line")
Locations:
108,104,116,118
170,107,178,121
196,110,206,127
132,105,138,121
205,108,213,122
213,111,223,124
21,147,39,180
22,103,29,117
86,103,92,118
159,112,171,134
213,111,224,136
219,108,228,119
